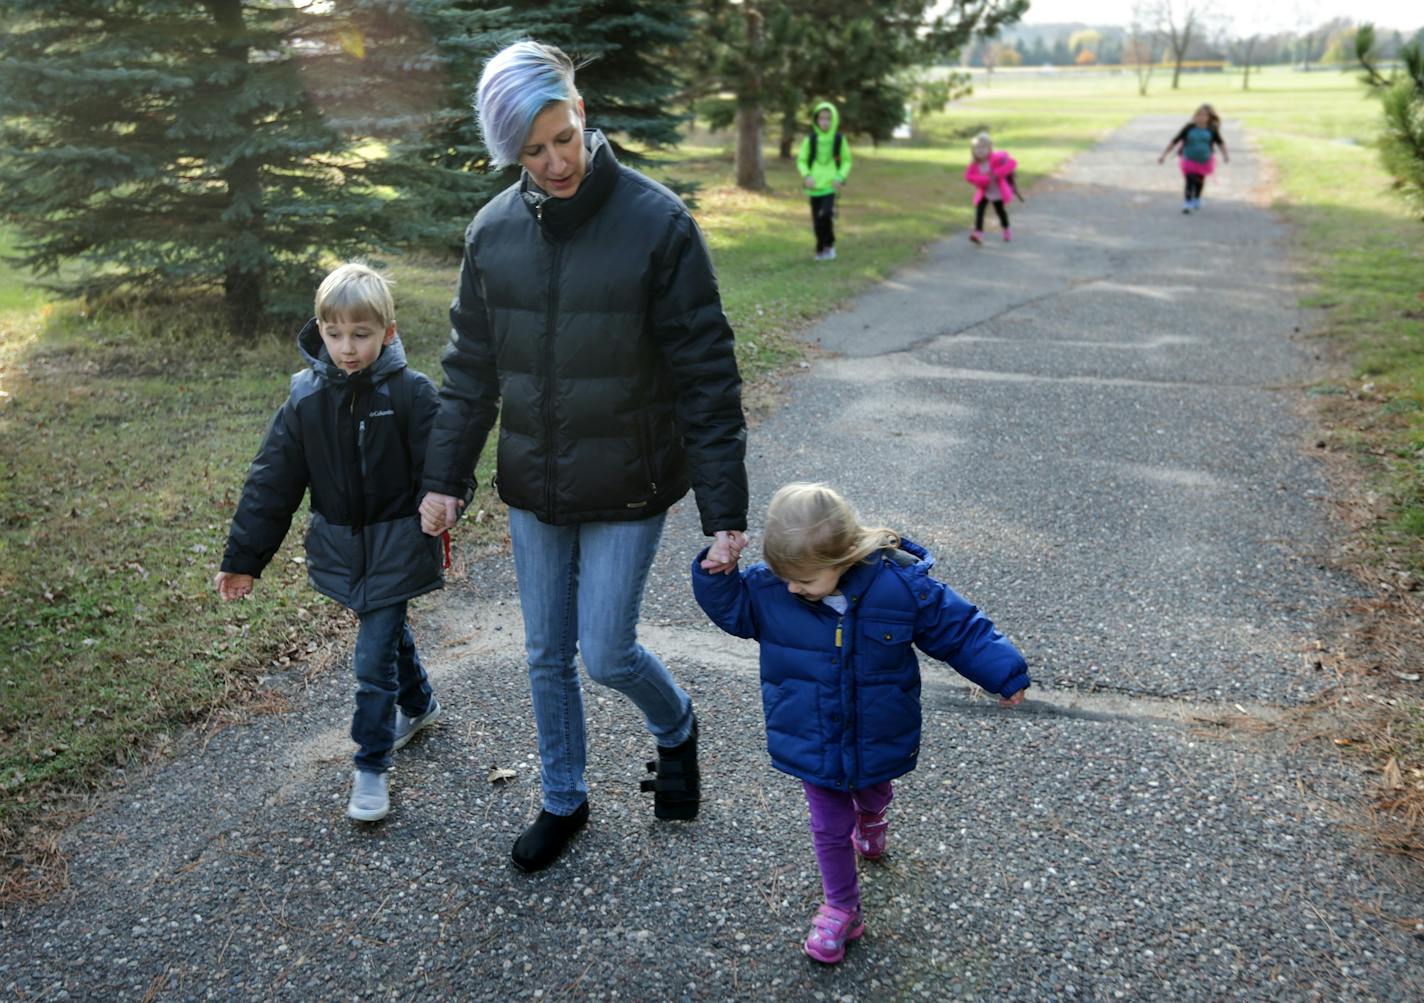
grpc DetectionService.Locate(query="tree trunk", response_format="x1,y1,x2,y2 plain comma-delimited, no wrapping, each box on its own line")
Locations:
206,0,264,336
1171,50,1184,89
778,107,796,160
735,102,765,190
734,5,766,190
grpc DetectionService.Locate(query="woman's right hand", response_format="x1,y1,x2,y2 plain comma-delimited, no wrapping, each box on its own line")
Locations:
420,492,463,535
214,571,254,601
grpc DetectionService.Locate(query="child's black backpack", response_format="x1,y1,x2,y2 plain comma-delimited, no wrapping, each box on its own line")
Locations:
808,130,844,169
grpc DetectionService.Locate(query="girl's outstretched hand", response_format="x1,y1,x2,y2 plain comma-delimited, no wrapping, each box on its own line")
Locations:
700,530,748,575
999,688,1026,708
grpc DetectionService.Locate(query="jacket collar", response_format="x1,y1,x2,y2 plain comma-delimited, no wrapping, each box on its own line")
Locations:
296,317,408,389
799,536,935,609
520,130,618,241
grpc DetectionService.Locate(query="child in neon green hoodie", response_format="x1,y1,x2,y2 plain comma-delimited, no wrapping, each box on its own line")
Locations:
796,101,852,261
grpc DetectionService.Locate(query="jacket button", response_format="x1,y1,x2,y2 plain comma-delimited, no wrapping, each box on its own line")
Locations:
884,632,893,641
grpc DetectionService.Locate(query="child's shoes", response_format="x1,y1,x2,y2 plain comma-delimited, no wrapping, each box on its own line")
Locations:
852,810,889,860
803,903,864,964
1002,228,1012,242
347,769,389,822
969,230,984,244
393,697,441,751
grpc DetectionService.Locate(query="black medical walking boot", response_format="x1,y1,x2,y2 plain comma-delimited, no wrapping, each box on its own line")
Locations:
641,715,700,821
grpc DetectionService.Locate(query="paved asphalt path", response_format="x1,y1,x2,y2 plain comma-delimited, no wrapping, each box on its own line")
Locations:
4,117,1422,1001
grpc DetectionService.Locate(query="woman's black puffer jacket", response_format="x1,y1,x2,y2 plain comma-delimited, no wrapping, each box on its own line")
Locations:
422,131,748,535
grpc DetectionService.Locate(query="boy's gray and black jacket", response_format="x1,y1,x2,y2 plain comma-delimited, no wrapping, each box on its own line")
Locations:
220,320,444,613
422,130,748,535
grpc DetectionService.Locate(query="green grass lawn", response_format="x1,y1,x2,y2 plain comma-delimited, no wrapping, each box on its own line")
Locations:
3,65,1421,880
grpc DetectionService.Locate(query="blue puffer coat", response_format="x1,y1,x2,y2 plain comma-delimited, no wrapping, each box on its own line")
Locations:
692,538,1029,790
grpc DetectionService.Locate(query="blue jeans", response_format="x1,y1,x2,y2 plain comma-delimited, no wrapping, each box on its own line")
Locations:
351,600,434,773
509,508,695,815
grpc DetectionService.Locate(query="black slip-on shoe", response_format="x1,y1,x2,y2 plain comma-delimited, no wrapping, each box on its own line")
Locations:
511,800,589,873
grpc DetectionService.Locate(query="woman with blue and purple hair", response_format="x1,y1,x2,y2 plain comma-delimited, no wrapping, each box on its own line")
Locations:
419,41,749,872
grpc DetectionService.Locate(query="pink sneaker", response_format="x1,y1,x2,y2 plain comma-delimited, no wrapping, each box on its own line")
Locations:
969,230,983,244
852,810,888,860
803,903,864,964
1002,228,1012,242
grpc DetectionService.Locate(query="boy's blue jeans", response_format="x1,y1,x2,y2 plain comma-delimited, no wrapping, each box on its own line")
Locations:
351,600,434,773
508,507,695,816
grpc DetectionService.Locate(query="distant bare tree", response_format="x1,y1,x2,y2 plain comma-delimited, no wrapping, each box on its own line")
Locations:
1233,34,1259,89
1127,10,1162,97
1155,0,1210,89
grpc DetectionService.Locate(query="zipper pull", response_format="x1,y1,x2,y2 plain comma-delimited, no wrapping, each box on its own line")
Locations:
835,616,843,649
536,200,544,224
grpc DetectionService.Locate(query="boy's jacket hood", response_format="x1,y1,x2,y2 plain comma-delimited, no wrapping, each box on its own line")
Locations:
296,317,409,387
812,101,840,138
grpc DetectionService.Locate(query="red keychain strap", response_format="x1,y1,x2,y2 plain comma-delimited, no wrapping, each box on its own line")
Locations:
441,530,452,570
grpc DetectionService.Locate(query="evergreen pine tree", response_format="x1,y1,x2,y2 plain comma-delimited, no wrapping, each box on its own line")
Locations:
0,0,512,336
411,0,694,248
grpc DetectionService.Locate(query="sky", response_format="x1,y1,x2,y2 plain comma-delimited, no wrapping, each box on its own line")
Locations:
1014,1,1422,33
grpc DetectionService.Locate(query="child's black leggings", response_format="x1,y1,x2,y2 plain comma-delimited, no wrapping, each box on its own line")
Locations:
1184,174,1205,200
975,199,1009,231
810,193,836,251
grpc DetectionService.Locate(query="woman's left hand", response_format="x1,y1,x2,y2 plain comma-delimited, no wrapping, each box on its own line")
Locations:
700,530,748,574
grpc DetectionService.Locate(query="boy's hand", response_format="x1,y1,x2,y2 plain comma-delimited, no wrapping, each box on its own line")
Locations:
420,491,463,535
700,530,748,575
998,688,1026,708
803,175,814,188
214,571,254,601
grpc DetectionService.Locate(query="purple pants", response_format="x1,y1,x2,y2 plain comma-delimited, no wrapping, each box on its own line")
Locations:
802,780,894,912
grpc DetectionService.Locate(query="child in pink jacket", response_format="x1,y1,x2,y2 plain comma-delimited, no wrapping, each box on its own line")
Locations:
964,132,1023,244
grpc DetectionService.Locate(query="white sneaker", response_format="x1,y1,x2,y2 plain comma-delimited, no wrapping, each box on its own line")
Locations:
347,769,389,822
825,247,837,260
392,697,441,751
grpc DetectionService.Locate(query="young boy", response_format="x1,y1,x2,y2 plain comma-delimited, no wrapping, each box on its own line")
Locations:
796,101,852,261
215,262,445,823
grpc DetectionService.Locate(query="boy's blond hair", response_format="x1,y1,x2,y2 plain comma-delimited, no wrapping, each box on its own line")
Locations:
971,132,992,158
762,482,900,579
315,262,395,328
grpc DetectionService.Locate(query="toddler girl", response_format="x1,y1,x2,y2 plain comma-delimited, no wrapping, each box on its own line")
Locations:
964,132,1022,243
1159,104,1229,213
691,483,1029,963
